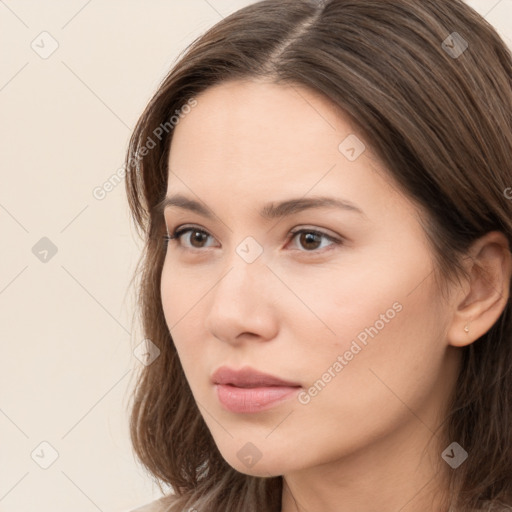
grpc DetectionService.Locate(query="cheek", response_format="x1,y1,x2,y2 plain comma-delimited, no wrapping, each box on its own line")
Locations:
160,259,209,325
298,268,447,426
160,263,204,369
291,248,445,402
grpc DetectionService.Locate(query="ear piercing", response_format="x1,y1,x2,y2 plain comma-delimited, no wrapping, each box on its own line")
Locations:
464,324,470,333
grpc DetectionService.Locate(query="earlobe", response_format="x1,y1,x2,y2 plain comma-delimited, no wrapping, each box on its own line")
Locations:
446,231,512,348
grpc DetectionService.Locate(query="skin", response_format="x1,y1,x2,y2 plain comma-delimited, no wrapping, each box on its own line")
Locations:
160,79,511,512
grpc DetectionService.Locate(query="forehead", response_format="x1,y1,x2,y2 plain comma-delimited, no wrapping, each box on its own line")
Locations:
164,79,421,229
168,79,368,183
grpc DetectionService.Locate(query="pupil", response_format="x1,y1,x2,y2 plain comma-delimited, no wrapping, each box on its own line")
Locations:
192,231,205,247
302,232,320,250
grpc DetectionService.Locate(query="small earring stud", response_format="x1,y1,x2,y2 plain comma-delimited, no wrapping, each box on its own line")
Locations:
464,324,470,333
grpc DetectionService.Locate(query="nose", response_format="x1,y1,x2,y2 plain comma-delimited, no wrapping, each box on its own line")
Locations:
204,255,279,345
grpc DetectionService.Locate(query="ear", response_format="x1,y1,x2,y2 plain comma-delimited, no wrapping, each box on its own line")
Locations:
446,231,512,347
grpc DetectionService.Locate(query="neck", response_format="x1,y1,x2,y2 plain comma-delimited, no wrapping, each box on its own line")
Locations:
280,416,453,512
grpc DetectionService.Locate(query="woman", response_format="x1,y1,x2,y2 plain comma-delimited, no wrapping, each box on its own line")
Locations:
125,0,512,510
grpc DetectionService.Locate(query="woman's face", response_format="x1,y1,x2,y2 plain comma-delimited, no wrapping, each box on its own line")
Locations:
160,79,460,477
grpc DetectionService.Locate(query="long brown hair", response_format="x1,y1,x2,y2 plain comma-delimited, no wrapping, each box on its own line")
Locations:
124,1,512,510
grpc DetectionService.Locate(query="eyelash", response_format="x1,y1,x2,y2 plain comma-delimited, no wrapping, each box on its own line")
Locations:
162,226,343,253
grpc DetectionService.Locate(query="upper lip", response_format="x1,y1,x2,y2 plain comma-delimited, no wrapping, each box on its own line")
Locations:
211,366,301,388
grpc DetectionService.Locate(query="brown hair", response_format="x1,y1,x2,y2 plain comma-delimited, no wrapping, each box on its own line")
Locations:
124,1,512,510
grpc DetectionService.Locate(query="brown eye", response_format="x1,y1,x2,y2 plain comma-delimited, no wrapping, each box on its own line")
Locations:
298,232,322,250
169,227,215,249
166,226,342,253
188,230,209,248
289,229,341,252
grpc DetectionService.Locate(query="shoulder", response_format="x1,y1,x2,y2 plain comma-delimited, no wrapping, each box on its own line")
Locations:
127,495,176,512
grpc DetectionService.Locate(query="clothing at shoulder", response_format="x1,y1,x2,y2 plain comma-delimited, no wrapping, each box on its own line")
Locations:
128,495,176,512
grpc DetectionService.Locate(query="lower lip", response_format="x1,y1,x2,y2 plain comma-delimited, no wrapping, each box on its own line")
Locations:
215,384,301,413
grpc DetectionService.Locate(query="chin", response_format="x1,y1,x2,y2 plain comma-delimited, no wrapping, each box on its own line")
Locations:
230,463,283,478
219,452,290,478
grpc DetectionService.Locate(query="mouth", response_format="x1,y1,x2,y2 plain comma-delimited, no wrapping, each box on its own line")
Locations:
211,366,302,413
214,383,301,413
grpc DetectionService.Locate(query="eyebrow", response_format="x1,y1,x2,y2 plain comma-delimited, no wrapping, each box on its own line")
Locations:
156,193,367,220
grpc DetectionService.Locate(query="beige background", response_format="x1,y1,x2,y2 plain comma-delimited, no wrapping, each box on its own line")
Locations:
0,1,510,511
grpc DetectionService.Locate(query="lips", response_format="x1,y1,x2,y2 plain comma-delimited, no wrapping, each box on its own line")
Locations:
211,366,301,388
211,366,302,413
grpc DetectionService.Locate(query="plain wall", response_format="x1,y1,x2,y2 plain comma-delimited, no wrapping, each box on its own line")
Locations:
0,1,510,511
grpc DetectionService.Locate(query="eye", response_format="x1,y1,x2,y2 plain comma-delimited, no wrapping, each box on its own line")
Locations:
288,228,341,252
164,226,217,250
163,226,343,253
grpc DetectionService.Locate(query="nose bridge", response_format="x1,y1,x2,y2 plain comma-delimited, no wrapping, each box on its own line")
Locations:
205,243,277,341
214,245,267,306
